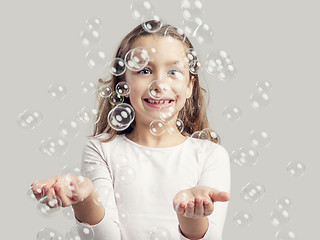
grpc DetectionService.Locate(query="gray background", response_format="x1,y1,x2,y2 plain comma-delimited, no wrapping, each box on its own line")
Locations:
1,0,319,239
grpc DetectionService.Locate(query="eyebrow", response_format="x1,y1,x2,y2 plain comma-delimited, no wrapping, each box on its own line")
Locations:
147,60,187,67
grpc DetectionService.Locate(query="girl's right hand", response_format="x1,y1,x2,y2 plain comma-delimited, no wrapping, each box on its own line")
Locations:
30,174,94,208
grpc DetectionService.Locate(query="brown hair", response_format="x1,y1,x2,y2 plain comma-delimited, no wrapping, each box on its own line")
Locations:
89,21,220,144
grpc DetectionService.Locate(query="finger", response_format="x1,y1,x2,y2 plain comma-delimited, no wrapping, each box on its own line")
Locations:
209,189,230,202
69,181,84,202
203,200,214,216
53,184,71,207
194,197,204,217
175,202,186,216
184,201,195,218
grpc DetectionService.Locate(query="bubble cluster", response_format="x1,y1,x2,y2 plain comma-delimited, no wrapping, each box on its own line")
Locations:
17,109,43,130
240,182,265,203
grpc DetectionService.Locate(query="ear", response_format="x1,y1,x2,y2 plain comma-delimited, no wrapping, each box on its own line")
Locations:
186,76,195,99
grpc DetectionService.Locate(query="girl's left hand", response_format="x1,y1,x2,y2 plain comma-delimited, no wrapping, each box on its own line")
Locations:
173,185,230,219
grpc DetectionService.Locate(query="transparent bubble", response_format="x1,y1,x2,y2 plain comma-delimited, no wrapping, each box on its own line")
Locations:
167,118,184,135
114,154,131,169
223,105,242,121
108,103,135,131
61,164,82,176
275,229,297,240
118,208,130,226
92,186,117,209
80,81,97,95
125,47,149,71
27,187,37,202
164,26,187,42
256,80,272,93
184,48,198,62
286,161,306,177
130,0,154,22
39,136,68,157
181,0,204,22
114,191,124,207
144,45,158,61
250,91,271,110
182,18,201,37
191,130,209,140
115,82,130,97
48,84,67,100
86,49,108,70
276,197,292,211
17,109,43,130
108,91,125,106
109,58,126,76
148,80,173,100
142,17,162,33
270,207,291,227
37,194,62,217
240,182,265,203
117,166,136,185
58,119,80,138
196,23,214,45
37,227,64,240
66,223,94,240
230,145,259,167
86,17,102,32
202,128,221,144
149,120,166,136
249,129,271,149
159,105,176,122
148,226,171,240
189,59,201,75
233,210,253,227
80,28,101,48
97,83,113,99
78,106,100,124
63,206,75,219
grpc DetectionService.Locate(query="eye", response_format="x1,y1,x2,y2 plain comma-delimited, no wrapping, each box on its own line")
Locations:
137,68,152,74
168,69,180,75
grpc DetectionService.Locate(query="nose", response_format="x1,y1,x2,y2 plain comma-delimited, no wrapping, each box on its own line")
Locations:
148,79,172,98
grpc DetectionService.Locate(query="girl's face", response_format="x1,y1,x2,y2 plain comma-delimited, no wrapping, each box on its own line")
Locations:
125,35,194,125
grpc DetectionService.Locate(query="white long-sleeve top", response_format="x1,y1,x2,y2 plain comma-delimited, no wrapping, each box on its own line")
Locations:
74,133,231,240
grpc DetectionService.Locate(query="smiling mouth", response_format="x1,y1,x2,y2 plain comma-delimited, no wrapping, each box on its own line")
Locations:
143,99,174,104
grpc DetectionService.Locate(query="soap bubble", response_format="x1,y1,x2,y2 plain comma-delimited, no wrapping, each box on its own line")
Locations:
92,186,117,209
97,83,113,99
148,80,173,100
142,17,162,33
124,47,150,71
108,103,135,131
86,49,108,70
275,229,297,240
195,23,214,45
118,208,130,226
270,207,291,227
233,210,253,227
66,223,94,240
58,119,81,138
191,130,209,140
130,0,154,22
39,136,68,157
86,17,102,32
63,206,75,219
115,82,130,97
159,105,176,122
223,105,242,121
37,194,62,217
256,80,272,93
48,84,67,100
202,128,221,144
80,81,97,95
182,18,202,37
117,165,136,185
181,0,204,22
78,106,100,124
148,226,171,240
17,109,43,130
276,197,292,211
167,118,184,135
240,182,265,203
109,58,126,76
286,161,306,177
249,129,271,149
250,91,271,110
150,120,166,136
80,28,101,48
36,227,64,240
230,145,259,167
108,91,125,106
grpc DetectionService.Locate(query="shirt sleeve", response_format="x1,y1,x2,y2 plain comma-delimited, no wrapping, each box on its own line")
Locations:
73,137,122,240
178,144,231,240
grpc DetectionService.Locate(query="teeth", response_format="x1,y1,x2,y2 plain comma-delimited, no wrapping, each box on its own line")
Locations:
146,99,172,104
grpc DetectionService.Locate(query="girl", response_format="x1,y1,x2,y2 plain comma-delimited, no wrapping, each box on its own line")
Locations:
31,21,231,240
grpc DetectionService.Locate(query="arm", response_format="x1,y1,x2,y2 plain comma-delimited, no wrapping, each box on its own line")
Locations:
177,215,209,239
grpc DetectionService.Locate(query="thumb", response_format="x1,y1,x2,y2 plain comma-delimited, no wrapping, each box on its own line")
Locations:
210,190,230,202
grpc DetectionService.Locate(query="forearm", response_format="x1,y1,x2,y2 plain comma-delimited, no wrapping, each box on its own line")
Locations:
72,192,105,225
177,215,209,240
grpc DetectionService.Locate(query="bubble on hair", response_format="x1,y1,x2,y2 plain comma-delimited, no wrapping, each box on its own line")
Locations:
142,15,162,33
109,57,126,76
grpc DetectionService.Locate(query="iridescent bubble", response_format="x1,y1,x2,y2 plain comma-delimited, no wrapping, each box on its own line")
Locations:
256,80,272,93
37,194,62,217
142,17,162,33
108,103,135,131
148,226,171,240
37,227,64,240
240,182,265,203
233,210,253,227
108,91,125,106
276,197,292,211
58,119,80,138
115,82,130,97
275,229,297,240
39,137,68,157
195,23,214,45
270,207,291,227
86,17,102,32
249,129,271,149
286,161,306,177
250,91,270,110
230,145,259,167
191,130,209,140
109,58,126,76
124,47,150,71
86,49,108,70
81,81,97,95
148,80,173,100
97,83,113,99
130,0,154,22
167,118,184,135
63,206,75,219
78,106,100,124
149,120,166,136
48,84,67,100
66,224,94,240
117,165,136,185
80,28,101,48
17,109,43,130
223,105,242,121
